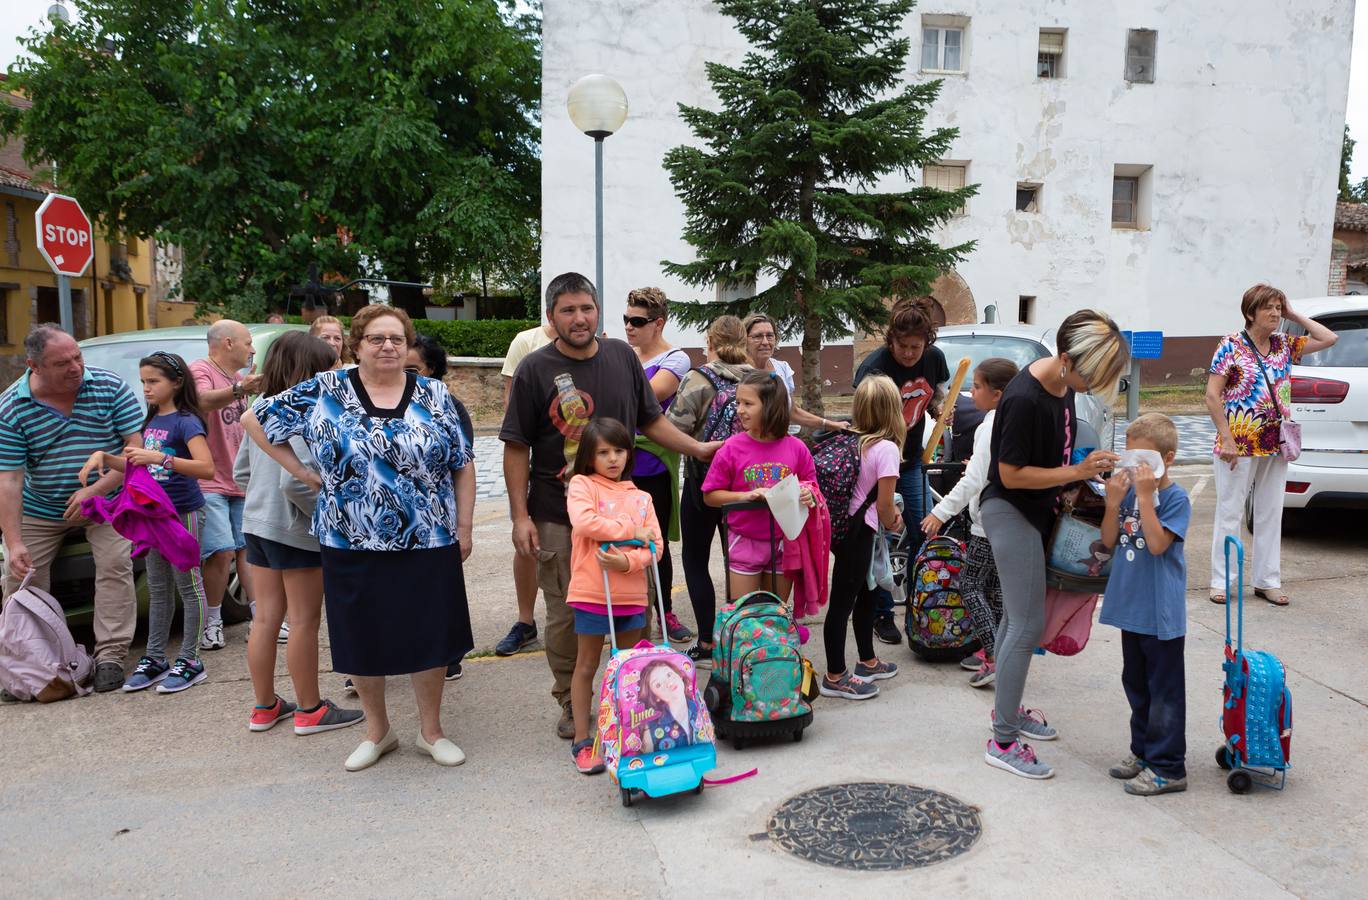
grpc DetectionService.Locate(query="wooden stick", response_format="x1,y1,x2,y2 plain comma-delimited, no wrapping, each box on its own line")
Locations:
922,356,971,464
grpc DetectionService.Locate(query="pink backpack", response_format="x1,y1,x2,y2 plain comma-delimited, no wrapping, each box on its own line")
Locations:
1039,588,1098,657
0,573,94,702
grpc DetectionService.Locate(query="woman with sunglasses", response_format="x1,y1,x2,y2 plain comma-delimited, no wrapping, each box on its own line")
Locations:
622,287,694,643
742,313,849,434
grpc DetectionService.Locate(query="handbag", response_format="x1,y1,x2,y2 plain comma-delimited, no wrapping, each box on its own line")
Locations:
1044,481,1114,593
1240,332,1301,462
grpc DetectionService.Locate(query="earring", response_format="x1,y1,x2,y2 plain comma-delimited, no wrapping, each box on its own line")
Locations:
1060,365,1067,379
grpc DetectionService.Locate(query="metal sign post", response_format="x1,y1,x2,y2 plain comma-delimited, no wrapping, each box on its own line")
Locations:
1121,330,1165,421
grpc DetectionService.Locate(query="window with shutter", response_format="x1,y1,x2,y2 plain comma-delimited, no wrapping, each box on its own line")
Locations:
1038,30,1065,78
1125,29,1156,83
922,164,968,216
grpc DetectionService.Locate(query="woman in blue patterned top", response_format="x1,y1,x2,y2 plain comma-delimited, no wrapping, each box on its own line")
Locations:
243,305,475,772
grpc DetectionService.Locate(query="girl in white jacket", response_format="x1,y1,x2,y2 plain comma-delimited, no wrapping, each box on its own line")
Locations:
921,358,1018,688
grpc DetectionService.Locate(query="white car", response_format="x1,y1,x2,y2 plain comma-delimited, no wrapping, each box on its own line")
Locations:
932,323,1116,448
1282,296,1368,510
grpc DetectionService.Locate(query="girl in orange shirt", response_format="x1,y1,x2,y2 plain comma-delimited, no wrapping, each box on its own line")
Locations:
565,418,662,775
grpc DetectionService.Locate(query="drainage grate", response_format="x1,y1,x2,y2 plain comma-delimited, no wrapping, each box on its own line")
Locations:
766,782,980,871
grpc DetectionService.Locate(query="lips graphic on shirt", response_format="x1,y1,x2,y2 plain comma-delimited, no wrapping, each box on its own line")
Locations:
900,378,933,426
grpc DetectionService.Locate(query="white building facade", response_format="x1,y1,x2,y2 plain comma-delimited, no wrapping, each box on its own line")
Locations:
541,0,1355,379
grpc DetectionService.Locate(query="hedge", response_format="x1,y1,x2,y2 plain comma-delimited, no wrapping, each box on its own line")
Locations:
285,316,537,358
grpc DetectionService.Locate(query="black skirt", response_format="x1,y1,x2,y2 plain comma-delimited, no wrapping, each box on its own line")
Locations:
320,543,474,676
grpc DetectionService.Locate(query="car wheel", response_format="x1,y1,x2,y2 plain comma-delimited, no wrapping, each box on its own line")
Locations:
220,562,252,625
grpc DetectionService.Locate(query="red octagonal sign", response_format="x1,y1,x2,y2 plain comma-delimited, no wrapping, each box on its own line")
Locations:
34,193,94,278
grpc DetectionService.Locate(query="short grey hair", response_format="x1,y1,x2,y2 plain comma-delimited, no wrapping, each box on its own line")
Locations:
545,272,598,314
24,323,70,363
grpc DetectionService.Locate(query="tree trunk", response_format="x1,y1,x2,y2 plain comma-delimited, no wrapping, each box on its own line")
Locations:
800,299,825,417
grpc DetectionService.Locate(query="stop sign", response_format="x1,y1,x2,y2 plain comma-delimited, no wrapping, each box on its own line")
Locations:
34,193,94,278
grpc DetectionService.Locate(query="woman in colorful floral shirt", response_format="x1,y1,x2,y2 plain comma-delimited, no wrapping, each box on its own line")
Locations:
1204,284,1338,606
243,305,475,772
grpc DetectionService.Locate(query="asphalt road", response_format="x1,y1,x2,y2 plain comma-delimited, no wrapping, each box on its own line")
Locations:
2,464,1365,898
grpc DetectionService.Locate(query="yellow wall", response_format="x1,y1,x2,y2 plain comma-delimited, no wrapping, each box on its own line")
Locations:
1,190,153,379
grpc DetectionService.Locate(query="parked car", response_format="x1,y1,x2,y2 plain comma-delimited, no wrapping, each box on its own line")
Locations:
0,323,304,623
931,322,1116,448
1281,296,1368,511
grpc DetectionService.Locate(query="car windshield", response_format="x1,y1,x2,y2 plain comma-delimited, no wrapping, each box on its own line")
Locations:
80,338,214,410
1291,314,1368,368
932,333,1049,379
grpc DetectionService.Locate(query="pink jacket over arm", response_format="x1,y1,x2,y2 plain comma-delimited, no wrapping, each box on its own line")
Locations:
782,481,831,618
80,464,201,572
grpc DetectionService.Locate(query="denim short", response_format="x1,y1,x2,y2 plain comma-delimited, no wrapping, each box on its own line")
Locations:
200,493,245,558
572,607,647,636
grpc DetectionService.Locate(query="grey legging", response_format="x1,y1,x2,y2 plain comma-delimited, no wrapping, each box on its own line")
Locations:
980,497,1048,745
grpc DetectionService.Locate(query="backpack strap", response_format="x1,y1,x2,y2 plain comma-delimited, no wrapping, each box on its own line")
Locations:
850,485,879,532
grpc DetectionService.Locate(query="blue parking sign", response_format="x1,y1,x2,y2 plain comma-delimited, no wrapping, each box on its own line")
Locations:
1120,330,1164,360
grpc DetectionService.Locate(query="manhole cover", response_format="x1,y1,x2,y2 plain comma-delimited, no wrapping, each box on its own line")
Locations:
766,782,980,871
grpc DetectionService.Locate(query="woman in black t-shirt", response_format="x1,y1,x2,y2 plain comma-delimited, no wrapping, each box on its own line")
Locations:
980,310,1127,781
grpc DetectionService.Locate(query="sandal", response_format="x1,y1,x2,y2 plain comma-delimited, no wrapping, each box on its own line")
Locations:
1254,588,1290,607
1208,592,1226,605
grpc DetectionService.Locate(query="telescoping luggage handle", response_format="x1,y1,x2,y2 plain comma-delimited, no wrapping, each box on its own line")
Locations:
1224,535,1244,657
600,539,667,655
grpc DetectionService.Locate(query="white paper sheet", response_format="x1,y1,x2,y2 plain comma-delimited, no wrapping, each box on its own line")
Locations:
765,474,809,541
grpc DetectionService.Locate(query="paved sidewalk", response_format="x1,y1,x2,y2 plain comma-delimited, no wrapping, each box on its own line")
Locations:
3,466,1366,896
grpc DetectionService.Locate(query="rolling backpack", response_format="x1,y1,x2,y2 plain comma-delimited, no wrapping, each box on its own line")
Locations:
905,536,979,661
685,368,743,481
704,591,812,749
0,573,94,702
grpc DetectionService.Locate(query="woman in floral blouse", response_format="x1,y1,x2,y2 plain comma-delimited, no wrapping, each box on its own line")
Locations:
1204,284,1338,606
243,305,475,772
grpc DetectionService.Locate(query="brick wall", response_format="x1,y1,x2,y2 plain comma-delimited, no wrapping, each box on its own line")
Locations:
1329,239,1348,295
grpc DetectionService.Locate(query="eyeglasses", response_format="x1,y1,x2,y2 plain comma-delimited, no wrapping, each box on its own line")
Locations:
749,332,776,343
623,315,659,329
363,335,407,347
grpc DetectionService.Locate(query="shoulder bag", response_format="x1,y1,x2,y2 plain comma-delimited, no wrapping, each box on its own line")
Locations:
1240,332,1301,462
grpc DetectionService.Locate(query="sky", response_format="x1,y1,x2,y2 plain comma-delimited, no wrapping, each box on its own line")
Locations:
3,0,1367,182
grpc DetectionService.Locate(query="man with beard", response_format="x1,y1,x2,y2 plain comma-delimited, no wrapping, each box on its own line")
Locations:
501,272,720,740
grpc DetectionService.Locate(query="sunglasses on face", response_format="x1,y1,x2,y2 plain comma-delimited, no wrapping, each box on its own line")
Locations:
623,315,659,329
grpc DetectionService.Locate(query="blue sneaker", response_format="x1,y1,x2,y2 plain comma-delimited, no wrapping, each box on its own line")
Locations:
122,656,170,692
495,621,538,657
156,657,207,694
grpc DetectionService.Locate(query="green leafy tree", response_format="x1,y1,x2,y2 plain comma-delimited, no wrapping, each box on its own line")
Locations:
662,0,975,413
1,0,540,319
1340,125,1367,203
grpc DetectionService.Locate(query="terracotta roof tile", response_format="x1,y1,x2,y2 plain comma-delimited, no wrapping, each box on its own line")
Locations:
1336,201,1368,233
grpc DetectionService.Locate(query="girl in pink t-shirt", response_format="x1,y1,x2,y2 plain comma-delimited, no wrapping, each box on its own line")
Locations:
819,375,906,700
702,370,816,602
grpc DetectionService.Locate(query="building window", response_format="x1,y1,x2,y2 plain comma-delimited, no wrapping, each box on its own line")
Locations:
921,19,966,73
716,280,755,304
1018,296,1036,325
923,163,968,216
1125,29,1156,83
1015,182,1041,213
1038,30,1066,78
1112,164,1153,229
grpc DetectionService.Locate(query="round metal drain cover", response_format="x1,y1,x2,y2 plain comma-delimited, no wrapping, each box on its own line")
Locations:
766,782,980,871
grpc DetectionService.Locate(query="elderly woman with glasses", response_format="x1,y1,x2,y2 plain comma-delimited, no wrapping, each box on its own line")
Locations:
242,305,476,773
742,313,849,433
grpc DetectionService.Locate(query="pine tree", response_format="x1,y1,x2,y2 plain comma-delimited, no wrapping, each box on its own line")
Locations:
663,0,975,414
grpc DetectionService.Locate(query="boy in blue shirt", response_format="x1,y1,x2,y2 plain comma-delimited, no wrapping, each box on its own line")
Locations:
1100,413,1192,796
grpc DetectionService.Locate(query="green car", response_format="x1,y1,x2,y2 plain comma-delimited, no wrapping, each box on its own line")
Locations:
0,323,305,624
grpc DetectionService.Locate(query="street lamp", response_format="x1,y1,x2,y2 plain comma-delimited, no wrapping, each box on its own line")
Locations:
566,74,628,332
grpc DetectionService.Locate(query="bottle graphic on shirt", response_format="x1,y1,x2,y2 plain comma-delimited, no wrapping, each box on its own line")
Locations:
554,372,591,480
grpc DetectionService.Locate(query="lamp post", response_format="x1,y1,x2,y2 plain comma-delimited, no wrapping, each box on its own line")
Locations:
566,74,628,332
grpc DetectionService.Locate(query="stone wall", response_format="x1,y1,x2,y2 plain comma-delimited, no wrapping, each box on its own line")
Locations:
444,357,506,426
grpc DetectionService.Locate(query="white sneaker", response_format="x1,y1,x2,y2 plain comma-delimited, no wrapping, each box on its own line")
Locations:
277,621,290,644
200,621,226,651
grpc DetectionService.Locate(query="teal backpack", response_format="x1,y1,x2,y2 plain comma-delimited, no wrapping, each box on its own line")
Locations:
704,591,812,749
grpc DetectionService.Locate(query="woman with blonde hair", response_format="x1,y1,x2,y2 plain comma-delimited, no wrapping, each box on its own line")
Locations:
820,375,907,700
979,309,1128,780
666,315,752,665
309,315,352,367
